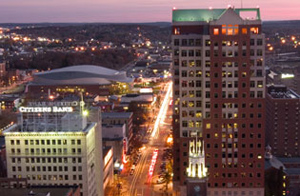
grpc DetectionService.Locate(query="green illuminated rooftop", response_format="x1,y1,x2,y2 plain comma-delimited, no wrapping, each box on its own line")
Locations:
172,8,260,22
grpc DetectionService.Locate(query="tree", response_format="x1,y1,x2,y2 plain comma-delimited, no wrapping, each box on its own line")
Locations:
128,102,148,129
161,160,173,192
156,95,161,108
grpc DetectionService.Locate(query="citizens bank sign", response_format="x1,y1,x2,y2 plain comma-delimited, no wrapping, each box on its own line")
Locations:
19,101,80,113
19,106,73,113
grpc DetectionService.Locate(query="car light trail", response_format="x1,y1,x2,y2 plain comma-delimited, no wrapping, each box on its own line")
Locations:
148,149,158,177
151,81,172,138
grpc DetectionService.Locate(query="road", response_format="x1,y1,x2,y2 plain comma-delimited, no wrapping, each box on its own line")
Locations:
126,81,173,196
0,77,32,94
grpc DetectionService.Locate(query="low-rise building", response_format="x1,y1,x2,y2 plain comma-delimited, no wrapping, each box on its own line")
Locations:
102,112,133,143
102,124,127,163
119,93,154,112
103,146,114,194
0,185,80,196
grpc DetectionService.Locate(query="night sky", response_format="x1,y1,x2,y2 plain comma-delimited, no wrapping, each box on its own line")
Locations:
1,0,299,23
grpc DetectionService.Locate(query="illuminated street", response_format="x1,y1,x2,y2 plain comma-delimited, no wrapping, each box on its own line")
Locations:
121,81,173,196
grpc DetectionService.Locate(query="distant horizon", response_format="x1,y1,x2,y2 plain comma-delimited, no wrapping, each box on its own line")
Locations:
1,19,300,25
1,1,300,23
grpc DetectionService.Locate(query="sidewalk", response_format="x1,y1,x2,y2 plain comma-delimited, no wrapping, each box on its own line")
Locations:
151,176,175,196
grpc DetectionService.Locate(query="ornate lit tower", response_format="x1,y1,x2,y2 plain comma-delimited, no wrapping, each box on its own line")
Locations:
187,139,207,178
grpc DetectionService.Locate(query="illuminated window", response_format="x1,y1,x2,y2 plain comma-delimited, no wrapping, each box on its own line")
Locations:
188,120,194,128
250,27,259,34
213,28,219,35
189,101,194,107
174,27,180,35
222,24,239,35
196,111,202,118
242,28,247,34
222,28,226,34
206,123,211,129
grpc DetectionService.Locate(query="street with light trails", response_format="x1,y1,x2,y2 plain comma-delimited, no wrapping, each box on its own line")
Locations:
120,81,173,196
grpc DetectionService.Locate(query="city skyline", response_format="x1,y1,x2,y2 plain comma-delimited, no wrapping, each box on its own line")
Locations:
1,0,300,23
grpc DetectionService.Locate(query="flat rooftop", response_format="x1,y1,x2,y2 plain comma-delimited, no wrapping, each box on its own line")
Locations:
0,186,78,196
102,112,132,119
172,8,260,22
121,94,153,103
267,85,300,99
3,122,96,134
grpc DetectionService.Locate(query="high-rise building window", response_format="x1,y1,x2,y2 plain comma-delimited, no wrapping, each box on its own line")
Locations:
257,49,263,56
250,27,259,34
213,28,219,35
188,50,194,57
205,40,211,46
205,50,210,57
181,60,187,67
195,50,201,56
189,39,195,46
174,27,180,35
195,39,201,46
257,39,263,45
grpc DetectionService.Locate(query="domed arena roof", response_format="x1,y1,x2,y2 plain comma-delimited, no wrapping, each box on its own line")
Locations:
32,65,133,85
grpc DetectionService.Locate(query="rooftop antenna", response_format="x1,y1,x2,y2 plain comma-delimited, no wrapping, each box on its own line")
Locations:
241,0,243,8
80,92,85,115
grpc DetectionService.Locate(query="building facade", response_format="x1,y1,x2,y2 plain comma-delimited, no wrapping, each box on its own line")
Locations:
172,7,265,195
102,124,127,162
4,101,104,196
266,85,300,157
26,65,133,97
103,146,114,194
102,112,133,143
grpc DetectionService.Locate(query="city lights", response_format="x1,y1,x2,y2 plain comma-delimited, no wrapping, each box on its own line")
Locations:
166,135,173,144
151,81,172,138
0,5,298,196
291,36,296,41
148,149,158,176
82,110,89,116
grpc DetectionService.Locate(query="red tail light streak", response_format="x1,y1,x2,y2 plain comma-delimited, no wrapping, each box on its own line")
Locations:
148,149,158,176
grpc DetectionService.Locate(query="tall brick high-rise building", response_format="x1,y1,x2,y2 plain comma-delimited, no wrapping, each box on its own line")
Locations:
172,7,265,195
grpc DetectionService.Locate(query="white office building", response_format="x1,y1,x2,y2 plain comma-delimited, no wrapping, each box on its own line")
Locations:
4,101,103,196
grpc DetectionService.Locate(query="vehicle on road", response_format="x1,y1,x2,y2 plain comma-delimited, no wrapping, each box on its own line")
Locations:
130,169,135,175
157,178,166,184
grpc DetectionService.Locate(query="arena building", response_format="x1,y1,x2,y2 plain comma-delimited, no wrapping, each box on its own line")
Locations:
26,65,133,97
